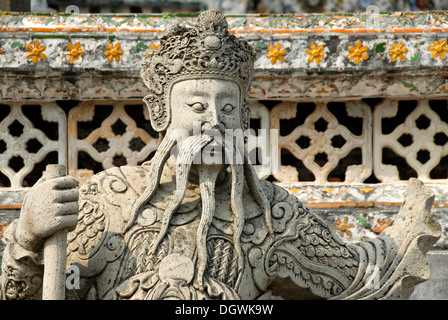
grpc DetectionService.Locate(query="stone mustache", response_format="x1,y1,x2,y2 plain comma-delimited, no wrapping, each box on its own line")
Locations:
0,10,441,300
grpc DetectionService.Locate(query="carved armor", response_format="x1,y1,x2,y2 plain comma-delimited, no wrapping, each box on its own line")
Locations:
0,9,440,301
63,161,359,300
2,158,439,300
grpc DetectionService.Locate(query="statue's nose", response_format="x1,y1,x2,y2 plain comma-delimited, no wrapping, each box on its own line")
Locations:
201,122,224,134
202,107,225,133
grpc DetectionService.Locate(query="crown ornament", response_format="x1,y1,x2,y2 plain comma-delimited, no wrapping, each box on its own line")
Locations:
141,10,256,132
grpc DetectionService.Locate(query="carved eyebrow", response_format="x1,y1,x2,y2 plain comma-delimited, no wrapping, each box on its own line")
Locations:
184,87,237,99
185,88,210,98
217,90,236,99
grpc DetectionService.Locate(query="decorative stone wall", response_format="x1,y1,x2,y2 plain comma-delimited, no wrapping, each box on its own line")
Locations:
1,11,448,254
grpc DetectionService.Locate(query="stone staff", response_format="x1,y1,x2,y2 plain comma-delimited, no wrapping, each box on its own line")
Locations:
41,164,67,300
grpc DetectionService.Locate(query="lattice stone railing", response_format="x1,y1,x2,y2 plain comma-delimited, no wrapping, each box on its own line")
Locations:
68,100,159,182
2,97,447,186
373,99,448,183
270,100,373,184
269,98,448,185
1,11,448,247
0,102,66,189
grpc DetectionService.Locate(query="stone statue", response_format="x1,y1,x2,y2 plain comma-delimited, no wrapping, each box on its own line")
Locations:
0,10,441,300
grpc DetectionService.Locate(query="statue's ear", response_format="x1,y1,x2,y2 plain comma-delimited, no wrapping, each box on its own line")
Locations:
143,94,170,132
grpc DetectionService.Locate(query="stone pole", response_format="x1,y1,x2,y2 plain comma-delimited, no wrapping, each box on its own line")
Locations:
42,164,67,300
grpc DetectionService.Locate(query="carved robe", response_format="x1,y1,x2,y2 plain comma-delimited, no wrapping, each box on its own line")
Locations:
64,161,362,300
0,161,440,300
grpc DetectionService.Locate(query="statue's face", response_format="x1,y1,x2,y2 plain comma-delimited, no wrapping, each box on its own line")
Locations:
143,76,261,289
169,78,241,135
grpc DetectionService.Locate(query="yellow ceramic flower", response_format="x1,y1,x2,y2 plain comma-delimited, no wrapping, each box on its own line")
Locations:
428,40,448,60
347,40,368,65
388,42,408,62
64,42,84,64
360,187,374,193
105,42,124,62
145,43,160,56
266,43,286,65
306,42,325,65
25,40,46,64
333,216,355,238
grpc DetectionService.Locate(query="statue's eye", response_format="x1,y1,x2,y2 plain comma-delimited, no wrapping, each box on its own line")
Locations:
187,102,206,112
222,104,235,114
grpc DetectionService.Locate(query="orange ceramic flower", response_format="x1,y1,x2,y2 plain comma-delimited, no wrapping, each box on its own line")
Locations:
64,42,84,64
266,43,286,65
333,216,355,238
145,43,160,56
25,40,46,64
373,217,392,234
306,42,325,65
105,42,124,62
389,42,408,62
428,40,448,60
347,40,368,65
0,220,8,239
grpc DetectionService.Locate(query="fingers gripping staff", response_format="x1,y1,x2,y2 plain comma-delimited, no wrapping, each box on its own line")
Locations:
42,165,69,300
21,165,79,300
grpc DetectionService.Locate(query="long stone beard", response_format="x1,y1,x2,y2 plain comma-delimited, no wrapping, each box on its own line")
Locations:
126,129,273,290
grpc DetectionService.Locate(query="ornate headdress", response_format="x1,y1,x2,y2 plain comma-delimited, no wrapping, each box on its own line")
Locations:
141,10,256,132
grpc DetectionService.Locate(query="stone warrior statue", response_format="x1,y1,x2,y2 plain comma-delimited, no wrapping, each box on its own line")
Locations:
0,10,441,300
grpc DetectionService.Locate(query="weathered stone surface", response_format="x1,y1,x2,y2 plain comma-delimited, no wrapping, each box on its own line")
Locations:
0,10,442,300
410,251,448,300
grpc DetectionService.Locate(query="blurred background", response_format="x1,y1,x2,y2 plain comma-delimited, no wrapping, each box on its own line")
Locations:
2,0,447,14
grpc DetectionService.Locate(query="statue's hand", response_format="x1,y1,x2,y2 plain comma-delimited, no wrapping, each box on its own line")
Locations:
15,176,80,252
